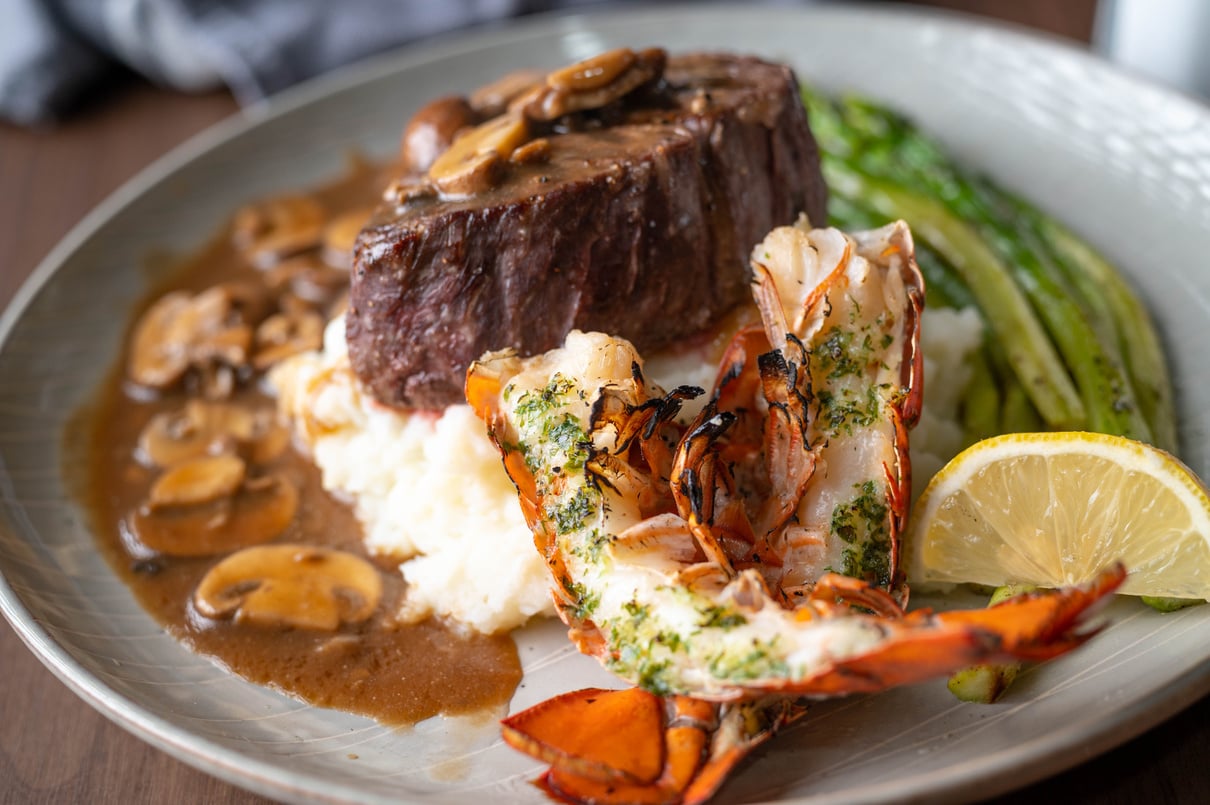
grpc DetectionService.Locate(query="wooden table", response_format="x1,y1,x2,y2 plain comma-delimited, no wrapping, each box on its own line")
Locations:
2,2,1207,803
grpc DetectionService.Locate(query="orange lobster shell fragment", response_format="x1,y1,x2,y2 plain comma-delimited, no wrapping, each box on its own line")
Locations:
503,688,807,805
500,566,1123,803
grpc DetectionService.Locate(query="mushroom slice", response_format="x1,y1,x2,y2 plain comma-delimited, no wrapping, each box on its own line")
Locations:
137,404,211,468
128,292,194,388
252,309,325,370
138,400,289,468
131,473,298,557
516,47,667,121
290,264,349,306
194,545,383,631
320,206,375,269
127,283,263,393
263,255,348,302
469,68,544,117
168,285,254,366
215,278,275,328
400,95,480,174
232,195,326,268
148,454,246,507
382,179,437,206
510,137,551,166
242,410,291,465
428,114,531,198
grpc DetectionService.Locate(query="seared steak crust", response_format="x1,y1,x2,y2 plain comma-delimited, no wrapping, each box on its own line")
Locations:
348,53,827,409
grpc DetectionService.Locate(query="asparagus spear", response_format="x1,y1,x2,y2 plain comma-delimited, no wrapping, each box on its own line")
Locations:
1006,198,1125,360
965,179,1153,442
830,189,1004,438
829,193,976,312
1000,377,1044,434
1029,212,1178,453
831,96,1151,442
961,345,1001,447
825,190,880,231
977,331,1045,434
1140,596,1203,613
947,585,1036,703
915,244,978,312
822,159,1086,430
920,145,1174,448
822,91,1187,617
803,88,1084,429
807,86,1175,448
947,661,1020,704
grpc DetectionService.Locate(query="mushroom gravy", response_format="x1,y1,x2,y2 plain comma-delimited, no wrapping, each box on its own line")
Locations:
76,157,522,726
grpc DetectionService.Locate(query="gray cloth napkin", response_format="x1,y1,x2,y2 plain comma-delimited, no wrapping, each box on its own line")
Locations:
0,0,611,125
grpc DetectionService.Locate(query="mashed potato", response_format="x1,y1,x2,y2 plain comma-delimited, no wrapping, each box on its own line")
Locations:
272,319,553,634
272,307,982,634
910,306,985,496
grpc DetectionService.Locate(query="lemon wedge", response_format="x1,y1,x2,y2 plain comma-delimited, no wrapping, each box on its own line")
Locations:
905,432,1210,599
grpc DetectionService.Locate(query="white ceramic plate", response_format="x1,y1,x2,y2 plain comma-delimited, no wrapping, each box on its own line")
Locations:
2,6,1209,804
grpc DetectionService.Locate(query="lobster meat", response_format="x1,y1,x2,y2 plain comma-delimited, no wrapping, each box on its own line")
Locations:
467,219,1123,803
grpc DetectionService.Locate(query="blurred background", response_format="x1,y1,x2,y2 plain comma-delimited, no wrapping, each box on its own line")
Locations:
5,0,1204,128
3,1,1209,804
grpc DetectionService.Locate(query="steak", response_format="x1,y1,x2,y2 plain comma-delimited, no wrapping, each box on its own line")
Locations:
347,50,827,410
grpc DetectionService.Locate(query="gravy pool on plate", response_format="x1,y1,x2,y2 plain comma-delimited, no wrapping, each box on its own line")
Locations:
74,158,521,726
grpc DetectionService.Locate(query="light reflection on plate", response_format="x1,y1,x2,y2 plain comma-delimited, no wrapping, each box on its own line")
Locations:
1,6,1209,804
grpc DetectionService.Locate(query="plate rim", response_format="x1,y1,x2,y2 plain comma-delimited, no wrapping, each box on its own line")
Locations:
2,4,1209,804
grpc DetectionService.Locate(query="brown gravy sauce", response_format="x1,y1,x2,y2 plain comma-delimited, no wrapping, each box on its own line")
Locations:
77,157,522,726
